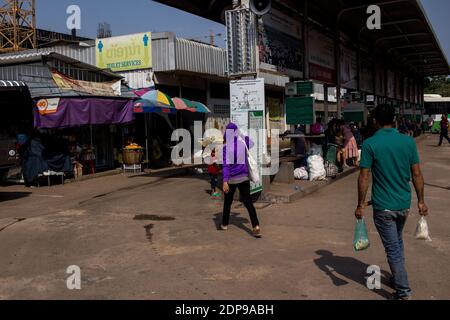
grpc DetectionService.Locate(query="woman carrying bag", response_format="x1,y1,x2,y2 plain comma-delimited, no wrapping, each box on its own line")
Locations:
221,123,262,238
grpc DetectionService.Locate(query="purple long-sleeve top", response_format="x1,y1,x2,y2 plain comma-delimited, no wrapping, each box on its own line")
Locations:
222,123,254,183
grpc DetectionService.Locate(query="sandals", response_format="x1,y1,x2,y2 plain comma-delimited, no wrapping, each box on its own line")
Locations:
252,227,262,238
220,225,262,238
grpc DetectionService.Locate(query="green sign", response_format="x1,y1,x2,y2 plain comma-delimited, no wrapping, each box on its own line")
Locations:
286,97,315,125
96,32,152,72
285,81,314,96
344,111,364,123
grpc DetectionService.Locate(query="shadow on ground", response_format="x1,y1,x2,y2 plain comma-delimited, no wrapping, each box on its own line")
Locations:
425,183,450,191
0,192,31,202
314,250,393,299
213,212,254,237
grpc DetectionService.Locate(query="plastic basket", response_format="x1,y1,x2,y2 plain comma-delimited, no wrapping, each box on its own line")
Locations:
122,149,144,165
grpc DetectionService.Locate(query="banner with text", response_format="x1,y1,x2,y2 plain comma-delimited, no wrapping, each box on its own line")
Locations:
96,32,152,72
230,78,266,194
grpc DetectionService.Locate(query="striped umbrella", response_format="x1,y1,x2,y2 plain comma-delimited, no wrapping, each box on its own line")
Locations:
173,98,211,113
133,99,176,114
133,88,176,114
191,101,211,114
172,97,196,112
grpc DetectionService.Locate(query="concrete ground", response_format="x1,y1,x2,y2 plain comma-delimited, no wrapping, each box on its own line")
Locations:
0,134,449,300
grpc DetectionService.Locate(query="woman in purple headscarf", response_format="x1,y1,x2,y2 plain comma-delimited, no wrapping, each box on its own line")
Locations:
221,123,261,238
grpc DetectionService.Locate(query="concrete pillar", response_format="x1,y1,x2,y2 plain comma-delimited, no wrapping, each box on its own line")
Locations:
302,0,309,80
324,84,329,122
335,33,341,118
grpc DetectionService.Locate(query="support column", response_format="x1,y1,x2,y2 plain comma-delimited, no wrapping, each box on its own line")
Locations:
324,84,329,122
335,33,342,118
302,0,309,80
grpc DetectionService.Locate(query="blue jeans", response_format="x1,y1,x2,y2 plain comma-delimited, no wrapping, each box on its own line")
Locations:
373,209,412,298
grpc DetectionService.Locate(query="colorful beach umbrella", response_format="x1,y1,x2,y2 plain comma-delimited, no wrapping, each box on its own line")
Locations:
133,88,176,114
173,98,210,113
191,101,211,114
172,97,196,112
133,99,176,114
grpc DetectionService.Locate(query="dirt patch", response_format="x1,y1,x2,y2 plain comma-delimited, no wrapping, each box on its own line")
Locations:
144,224,154,242
134,215,176,221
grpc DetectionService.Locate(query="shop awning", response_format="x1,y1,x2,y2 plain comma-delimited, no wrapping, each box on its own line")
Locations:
34,97,135,129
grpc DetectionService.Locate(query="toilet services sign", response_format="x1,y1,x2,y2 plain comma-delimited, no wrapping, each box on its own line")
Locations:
96,32,152,72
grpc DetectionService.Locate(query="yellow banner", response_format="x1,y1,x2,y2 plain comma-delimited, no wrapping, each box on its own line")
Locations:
96,32,152,72
51,71,121,96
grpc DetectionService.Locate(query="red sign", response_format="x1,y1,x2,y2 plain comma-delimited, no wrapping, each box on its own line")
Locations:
309,63,337,84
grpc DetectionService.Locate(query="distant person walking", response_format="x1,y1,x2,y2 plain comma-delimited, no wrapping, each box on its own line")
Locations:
221,123,261,238
342,123,359,167
438,113,450,146
356,104,429,300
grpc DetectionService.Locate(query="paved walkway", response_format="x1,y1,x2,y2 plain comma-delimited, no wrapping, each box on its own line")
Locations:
0,134,449,300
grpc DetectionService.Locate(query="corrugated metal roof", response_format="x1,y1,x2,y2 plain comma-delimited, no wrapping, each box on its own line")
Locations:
0,80,26,87
0,32,228,78
0,32,231,98
152,32,177,72
119,69,154,89
176,38,226,76
0,51,53,64
0,51,122,80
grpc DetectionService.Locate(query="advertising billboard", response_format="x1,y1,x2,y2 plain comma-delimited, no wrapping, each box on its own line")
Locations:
340,46,358,90
96,32,152,72
309,29,336,84
258,9,303,78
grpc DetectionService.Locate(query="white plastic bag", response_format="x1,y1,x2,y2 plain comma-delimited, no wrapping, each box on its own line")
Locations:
244,143,260,184
415,216,432,241
307,155,327,181
294,167,309,180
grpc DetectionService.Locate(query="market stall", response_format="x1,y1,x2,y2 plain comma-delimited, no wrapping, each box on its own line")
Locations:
130,88,211,169
32,97,135,179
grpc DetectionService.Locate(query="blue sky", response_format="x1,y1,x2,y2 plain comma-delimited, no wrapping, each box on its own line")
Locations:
36,0,226,45
36,0,449,61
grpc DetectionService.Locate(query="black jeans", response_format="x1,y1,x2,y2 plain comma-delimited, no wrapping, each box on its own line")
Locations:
222,180,260,228
439,129,450,146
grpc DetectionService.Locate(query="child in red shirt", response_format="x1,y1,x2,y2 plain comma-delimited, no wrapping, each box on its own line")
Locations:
208,148,221,198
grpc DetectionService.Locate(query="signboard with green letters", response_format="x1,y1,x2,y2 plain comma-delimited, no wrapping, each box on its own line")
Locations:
285,81,314,96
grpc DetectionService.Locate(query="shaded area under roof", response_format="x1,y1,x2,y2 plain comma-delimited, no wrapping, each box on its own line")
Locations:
154,0,449,76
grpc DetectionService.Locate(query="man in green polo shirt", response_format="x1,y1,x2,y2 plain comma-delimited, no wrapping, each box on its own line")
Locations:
355,104,429,300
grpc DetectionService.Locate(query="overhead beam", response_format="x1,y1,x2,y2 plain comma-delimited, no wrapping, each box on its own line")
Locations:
337,0,410,25
375,32,428,45
359,18,421,35
401,51,438,57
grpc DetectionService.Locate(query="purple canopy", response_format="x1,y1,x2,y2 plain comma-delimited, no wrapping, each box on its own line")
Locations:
34,98,135,129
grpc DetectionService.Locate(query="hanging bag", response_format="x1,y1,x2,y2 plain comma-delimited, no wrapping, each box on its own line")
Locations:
353,219,370,251
243,140,260,184
415,216,432,241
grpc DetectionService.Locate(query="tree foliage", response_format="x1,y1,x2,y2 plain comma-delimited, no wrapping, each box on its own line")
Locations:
424,76,450,97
